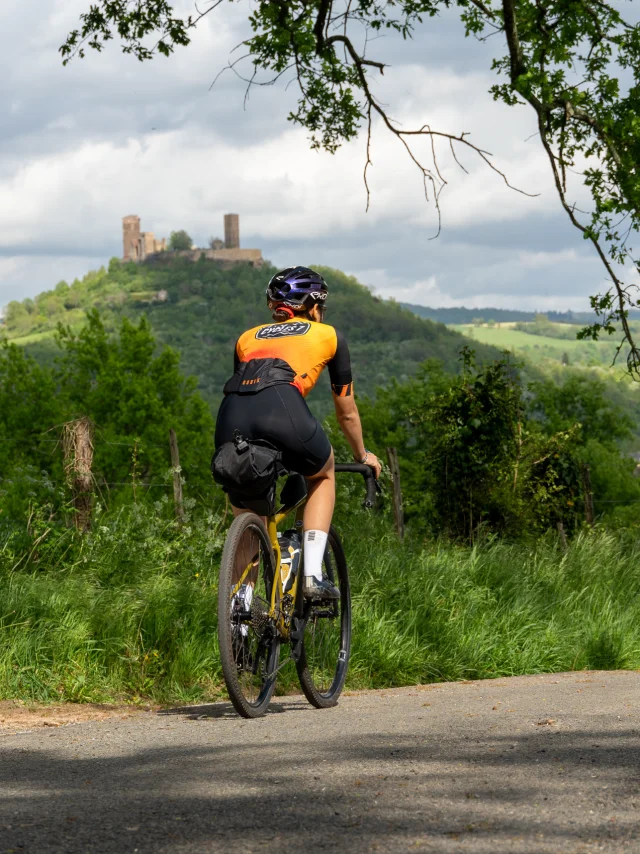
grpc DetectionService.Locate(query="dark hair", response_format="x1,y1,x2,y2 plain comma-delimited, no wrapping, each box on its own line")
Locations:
270,302,321,322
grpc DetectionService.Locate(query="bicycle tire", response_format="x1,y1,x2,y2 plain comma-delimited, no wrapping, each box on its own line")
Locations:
217,512,280,718
296,525,351,708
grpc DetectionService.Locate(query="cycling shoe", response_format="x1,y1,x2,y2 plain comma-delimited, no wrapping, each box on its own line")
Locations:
303,576,340,600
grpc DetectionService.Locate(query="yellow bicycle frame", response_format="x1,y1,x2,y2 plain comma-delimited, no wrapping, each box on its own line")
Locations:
228,490,308,641
267,493,307,639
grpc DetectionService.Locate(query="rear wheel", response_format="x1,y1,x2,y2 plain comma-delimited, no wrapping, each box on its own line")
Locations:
296,526,351,708
217,512,280,718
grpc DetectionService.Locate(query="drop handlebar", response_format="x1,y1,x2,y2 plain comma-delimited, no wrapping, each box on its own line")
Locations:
334,463,381,509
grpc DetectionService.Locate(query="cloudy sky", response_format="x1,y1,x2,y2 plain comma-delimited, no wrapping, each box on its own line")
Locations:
0,0,625,311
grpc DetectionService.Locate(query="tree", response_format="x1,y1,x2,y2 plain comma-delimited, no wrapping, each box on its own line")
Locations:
0,342,62,476
0,312,215,519
527,372,633,448
168,230,193,251
415,348,526,539
352,348,589,537
55,311,215,495
61,1,640,370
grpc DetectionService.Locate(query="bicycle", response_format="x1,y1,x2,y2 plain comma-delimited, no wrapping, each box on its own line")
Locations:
217,463,378,718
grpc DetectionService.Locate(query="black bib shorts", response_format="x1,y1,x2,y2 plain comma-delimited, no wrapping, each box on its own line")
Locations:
215,384,332,487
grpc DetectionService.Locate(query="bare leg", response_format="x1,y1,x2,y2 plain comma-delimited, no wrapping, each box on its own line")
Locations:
303,449,335,533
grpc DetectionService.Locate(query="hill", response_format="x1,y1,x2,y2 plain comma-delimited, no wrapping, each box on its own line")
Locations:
0,257,500,414
400,304,640,326
401,304,640,371
400,304,600,325
451,323,624,369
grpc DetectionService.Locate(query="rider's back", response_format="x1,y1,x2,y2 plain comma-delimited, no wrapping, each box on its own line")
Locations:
235,317,342,398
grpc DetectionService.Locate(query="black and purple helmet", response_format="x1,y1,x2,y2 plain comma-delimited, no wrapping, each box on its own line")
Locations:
266,266,328,311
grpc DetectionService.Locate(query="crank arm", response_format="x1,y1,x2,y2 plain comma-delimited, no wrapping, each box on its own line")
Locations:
289,613,308,663
273,651,295,675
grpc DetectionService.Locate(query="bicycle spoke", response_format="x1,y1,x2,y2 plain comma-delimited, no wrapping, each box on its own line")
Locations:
218,514,280,717
303,603,341,693
296,527,351,706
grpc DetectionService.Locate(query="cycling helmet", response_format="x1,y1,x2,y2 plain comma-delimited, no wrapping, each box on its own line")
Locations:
266,266,328,311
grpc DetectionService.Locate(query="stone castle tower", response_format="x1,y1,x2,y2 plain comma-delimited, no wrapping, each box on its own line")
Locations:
224,214,240,249
122,215,166,262
122,215,141,261
122,214,262,266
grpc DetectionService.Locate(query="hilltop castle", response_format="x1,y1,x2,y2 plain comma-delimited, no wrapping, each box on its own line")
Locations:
122,214,263,266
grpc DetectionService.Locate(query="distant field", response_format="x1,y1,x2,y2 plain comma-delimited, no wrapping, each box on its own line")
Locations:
451,323,619,367
7,329,57,347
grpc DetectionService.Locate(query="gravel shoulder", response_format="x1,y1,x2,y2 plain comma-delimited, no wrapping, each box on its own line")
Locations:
0,702,154,732
1,671,638,853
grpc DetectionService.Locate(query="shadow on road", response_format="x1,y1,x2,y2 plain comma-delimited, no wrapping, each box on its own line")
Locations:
158,699,306,719
1,724,638,852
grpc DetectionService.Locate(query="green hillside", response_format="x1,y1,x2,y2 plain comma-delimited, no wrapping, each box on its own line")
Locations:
1,256,500,414
401,304,636,370
450,322,623,369
401,303,596,325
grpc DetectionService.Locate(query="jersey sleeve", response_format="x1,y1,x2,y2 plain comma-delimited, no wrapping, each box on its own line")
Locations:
328,330,353,397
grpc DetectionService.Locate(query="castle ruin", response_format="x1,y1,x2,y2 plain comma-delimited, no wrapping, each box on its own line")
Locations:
122,214,262,266
122,216,166,261
224,213,240,249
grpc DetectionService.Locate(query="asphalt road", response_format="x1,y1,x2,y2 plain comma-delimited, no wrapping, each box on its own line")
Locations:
1,671,639,853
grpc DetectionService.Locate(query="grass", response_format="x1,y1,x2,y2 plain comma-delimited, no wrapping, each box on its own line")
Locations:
2,504,640,705
5,329,58,347
451,324,619,367
348,525,640,684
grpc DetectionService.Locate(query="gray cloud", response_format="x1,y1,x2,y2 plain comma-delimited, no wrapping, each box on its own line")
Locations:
0,0,616,312
261,214,603,307
0,254,106,308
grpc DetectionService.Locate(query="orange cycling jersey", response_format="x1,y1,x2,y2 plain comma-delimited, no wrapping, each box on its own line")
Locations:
234,318,353,398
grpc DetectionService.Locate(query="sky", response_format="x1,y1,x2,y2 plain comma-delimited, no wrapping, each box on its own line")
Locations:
0,0,623,312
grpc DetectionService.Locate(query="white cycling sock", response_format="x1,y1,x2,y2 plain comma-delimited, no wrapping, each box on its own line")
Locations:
303,530,328,580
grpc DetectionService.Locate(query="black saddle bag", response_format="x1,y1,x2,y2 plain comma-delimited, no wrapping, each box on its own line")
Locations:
211,430,282,497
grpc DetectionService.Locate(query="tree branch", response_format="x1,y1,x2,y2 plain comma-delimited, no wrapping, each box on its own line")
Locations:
536,111,640,373
499,0,640,373
321,26,534,228
502,0,527,79
325,35,386,71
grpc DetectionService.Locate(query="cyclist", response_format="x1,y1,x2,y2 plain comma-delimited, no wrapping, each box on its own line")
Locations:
215,266,382,600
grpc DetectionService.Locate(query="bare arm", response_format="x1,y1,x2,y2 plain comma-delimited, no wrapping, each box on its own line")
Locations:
333,395,382,478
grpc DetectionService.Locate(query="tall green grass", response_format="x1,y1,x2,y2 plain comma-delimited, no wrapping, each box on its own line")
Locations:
1,505,639,704
0,503,225,703
348,527,640,684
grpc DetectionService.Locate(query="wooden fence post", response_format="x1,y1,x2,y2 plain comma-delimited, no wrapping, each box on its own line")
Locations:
556,520,568,551
582,464,595,526
62,417,94,533
386,447,405,539
169,428,185,522
130,439,139,503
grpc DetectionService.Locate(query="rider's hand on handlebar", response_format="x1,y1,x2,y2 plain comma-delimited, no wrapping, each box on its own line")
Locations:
365,452,382,480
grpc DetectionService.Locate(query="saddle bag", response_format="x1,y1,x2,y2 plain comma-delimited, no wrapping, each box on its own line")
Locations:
211,430,282,497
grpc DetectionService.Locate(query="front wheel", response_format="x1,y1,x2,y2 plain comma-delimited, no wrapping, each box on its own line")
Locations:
217,512,280,718
296,526,351,708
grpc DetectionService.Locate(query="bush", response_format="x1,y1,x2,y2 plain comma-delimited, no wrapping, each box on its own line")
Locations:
168,230,193,251
2,510,640,703
0,312,216,521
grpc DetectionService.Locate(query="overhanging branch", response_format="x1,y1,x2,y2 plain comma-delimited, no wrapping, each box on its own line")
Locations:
499,0,640,373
